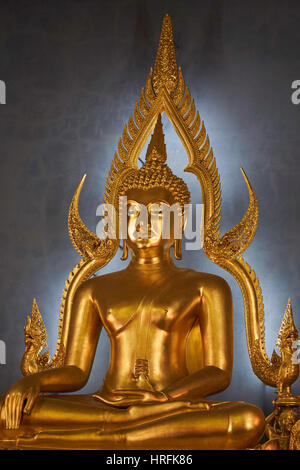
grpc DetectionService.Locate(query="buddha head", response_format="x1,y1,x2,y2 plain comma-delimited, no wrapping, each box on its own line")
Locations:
118,115,190,261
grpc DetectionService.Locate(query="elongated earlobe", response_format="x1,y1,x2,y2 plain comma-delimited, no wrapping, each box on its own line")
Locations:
174,239,182,260
121,240,128,260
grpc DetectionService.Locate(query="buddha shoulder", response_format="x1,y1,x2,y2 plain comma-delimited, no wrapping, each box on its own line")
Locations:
73,268,232,302
173,267,232,295
73,269,132,299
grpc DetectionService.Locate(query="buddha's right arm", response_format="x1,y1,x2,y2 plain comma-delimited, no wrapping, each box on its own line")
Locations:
38,280,102,390
3,281,102,429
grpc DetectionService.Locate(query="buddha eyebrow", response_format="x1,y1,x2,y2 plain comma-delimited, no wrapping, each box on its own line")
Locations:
126,200,172,207
147,201,171,208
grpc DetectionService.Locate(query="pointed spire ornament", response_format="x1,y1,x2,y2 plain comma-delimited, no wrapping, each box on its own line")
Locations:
145,114,167,163
277,297,298,349
153,14,178,94
30,298,48,348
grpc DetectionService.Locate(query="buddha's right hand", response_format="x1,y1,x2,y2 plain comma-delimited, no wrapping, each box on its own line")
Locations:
3,375,40,429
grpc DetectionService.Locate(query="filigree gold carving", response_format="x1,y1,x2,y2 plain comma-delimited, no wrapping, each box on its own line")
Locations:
153,14,178,94
21,299,65,375
248,298,299,393
276,299,299,396
289,419,300,449
265,408,300,450
68,175,117,261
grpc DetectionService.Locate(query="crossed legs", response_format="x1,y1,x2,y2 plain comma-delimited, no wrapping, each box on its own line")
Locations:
0,394,265,449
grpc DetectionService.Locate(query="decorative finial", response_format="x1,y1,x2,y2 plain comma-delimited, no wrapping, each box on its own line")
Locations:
152,14,178,94
277,297,298,349
31,298,48,348
145,114,167,163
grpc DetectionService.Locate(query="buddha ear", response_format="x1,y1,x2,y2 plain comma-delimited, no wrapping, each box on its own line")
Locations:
121,240,128,261
183,206,189,231
173,239,182,260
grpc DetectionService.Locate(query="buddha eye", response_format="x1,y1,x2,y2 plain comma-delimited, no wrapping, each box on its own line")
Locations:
149,202,169,216
151,208,163,216
127,204,140,217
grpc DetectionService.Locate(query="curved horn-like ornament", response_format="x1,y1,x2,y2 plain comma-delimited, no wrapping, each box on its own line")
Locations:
68,175,117,260
204,169,258,262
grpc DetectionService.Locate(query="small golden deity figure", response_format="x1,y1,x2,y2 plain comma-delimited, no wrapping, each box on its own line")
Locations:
0,14,299,450
265,408,298,450
289,418,300,449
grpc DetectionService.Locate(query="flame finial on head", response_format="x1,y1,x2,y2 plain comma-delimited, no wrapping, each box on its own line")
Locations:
145,114,167,163
118,115,190,206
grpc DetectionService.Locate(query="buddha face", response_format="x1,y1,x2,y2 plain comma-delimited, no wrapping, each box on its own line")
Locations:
123,187,183,254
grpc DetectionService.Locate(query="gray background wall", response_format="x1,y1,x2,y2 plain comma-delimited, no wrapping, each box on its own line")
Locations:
0,0,299,416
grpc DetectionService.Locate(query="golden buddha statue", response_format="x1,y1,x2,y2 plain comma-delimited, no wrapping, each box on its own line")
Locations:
0,14,299,450
0,115,265,450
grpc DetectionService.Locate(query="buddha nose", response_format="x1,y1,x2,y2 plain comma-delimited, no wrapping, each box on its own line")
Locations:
135,221,149,236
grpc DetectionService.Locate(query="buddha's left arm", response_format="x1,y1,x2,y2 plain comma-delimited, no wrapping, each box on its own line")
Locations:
164,276,233,400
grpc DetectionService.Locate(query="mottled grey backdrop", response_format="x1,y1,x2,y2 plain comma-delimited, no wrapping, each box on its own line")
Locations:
0,0,299,415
